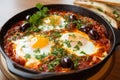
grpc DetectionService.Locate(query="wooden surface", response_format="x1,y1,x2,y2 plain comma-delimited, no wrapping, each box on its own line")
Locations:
0,0,120,80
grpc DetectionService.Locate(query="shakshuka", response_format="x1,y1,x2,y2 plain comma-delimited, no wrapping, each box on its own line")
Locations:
4,4,110,72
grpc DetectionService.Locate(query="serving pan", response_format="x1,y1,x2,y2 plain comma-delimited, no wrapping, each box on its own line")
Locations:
0,4,120,80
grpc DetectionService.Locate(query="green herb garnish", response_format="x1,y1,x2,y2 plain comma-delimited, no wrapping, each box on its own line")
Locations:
29,3,49,27
73,20,84,29
35,53,46,60
51,31,61,38
59,25,63,28
69,34,76,38
22,45,26,48
73,58,80,68
51,47,67,56
33,48,40,53
49,31,61,42
48,58,60,71
64,40,71,48
74,45,80,50
77,41,82,46
27,26,41,32
80,51,87,55
12,35,17,40
24,54,31,59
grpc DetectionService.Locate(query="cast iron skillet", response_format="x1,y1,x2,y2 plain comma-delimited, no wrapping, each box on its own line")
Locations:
0,4,120,80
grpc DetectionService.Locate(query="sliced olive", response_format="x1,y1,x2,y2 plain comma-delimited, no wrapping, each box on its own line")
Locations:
79,25,92,33
88,30,100,40
20,22,30,32
68,14,77,22
60,57,74,69
25,15,31,21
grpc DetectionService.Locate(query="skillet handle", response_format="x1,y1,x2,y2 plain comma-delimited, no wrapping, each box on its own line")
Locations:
113,28,120,46
5,57,56,79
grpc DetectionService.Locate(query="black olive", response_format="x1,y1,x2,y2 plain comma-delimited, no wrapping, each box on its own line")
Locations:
79,25,92,33
88,30,100,40
25,15,31,21
60,57,74,69
20,22,30,32
68,14,77,22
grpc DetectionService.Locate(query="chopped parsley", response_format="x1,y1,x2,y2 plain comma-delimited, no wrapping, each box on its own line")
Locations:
49,31,61,41
69,34,76,38
27,26,41,32
73,58,80,68
59,25,63,28
22,45,26,48
77,41,82,46
48,58,60,71
12,35,17,40
65,18,84,29
74,45,80,50
51,47,67,56
73,20,84,29
68,54,74,58
80,51,87,55
24,54,31,59
64,40,71,48
35,54,46,60
33,48,40,53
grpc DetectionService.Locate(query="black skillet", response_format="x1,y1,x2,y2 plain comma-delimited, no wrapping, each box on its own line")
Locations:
0,4,120,80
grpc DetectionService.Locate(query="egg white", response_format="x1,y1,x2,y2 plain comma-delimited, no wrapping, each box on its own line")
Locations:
38,15,67,31
59,32,99,56
12,35,52,59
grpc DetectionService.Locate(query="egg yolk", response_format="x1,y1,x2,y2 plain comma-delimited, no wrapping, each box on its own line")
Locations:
32,37,49,48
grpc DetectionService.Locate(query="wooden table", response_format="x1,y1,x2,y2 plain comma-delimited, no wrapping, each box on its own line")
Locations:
0,0,120,80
